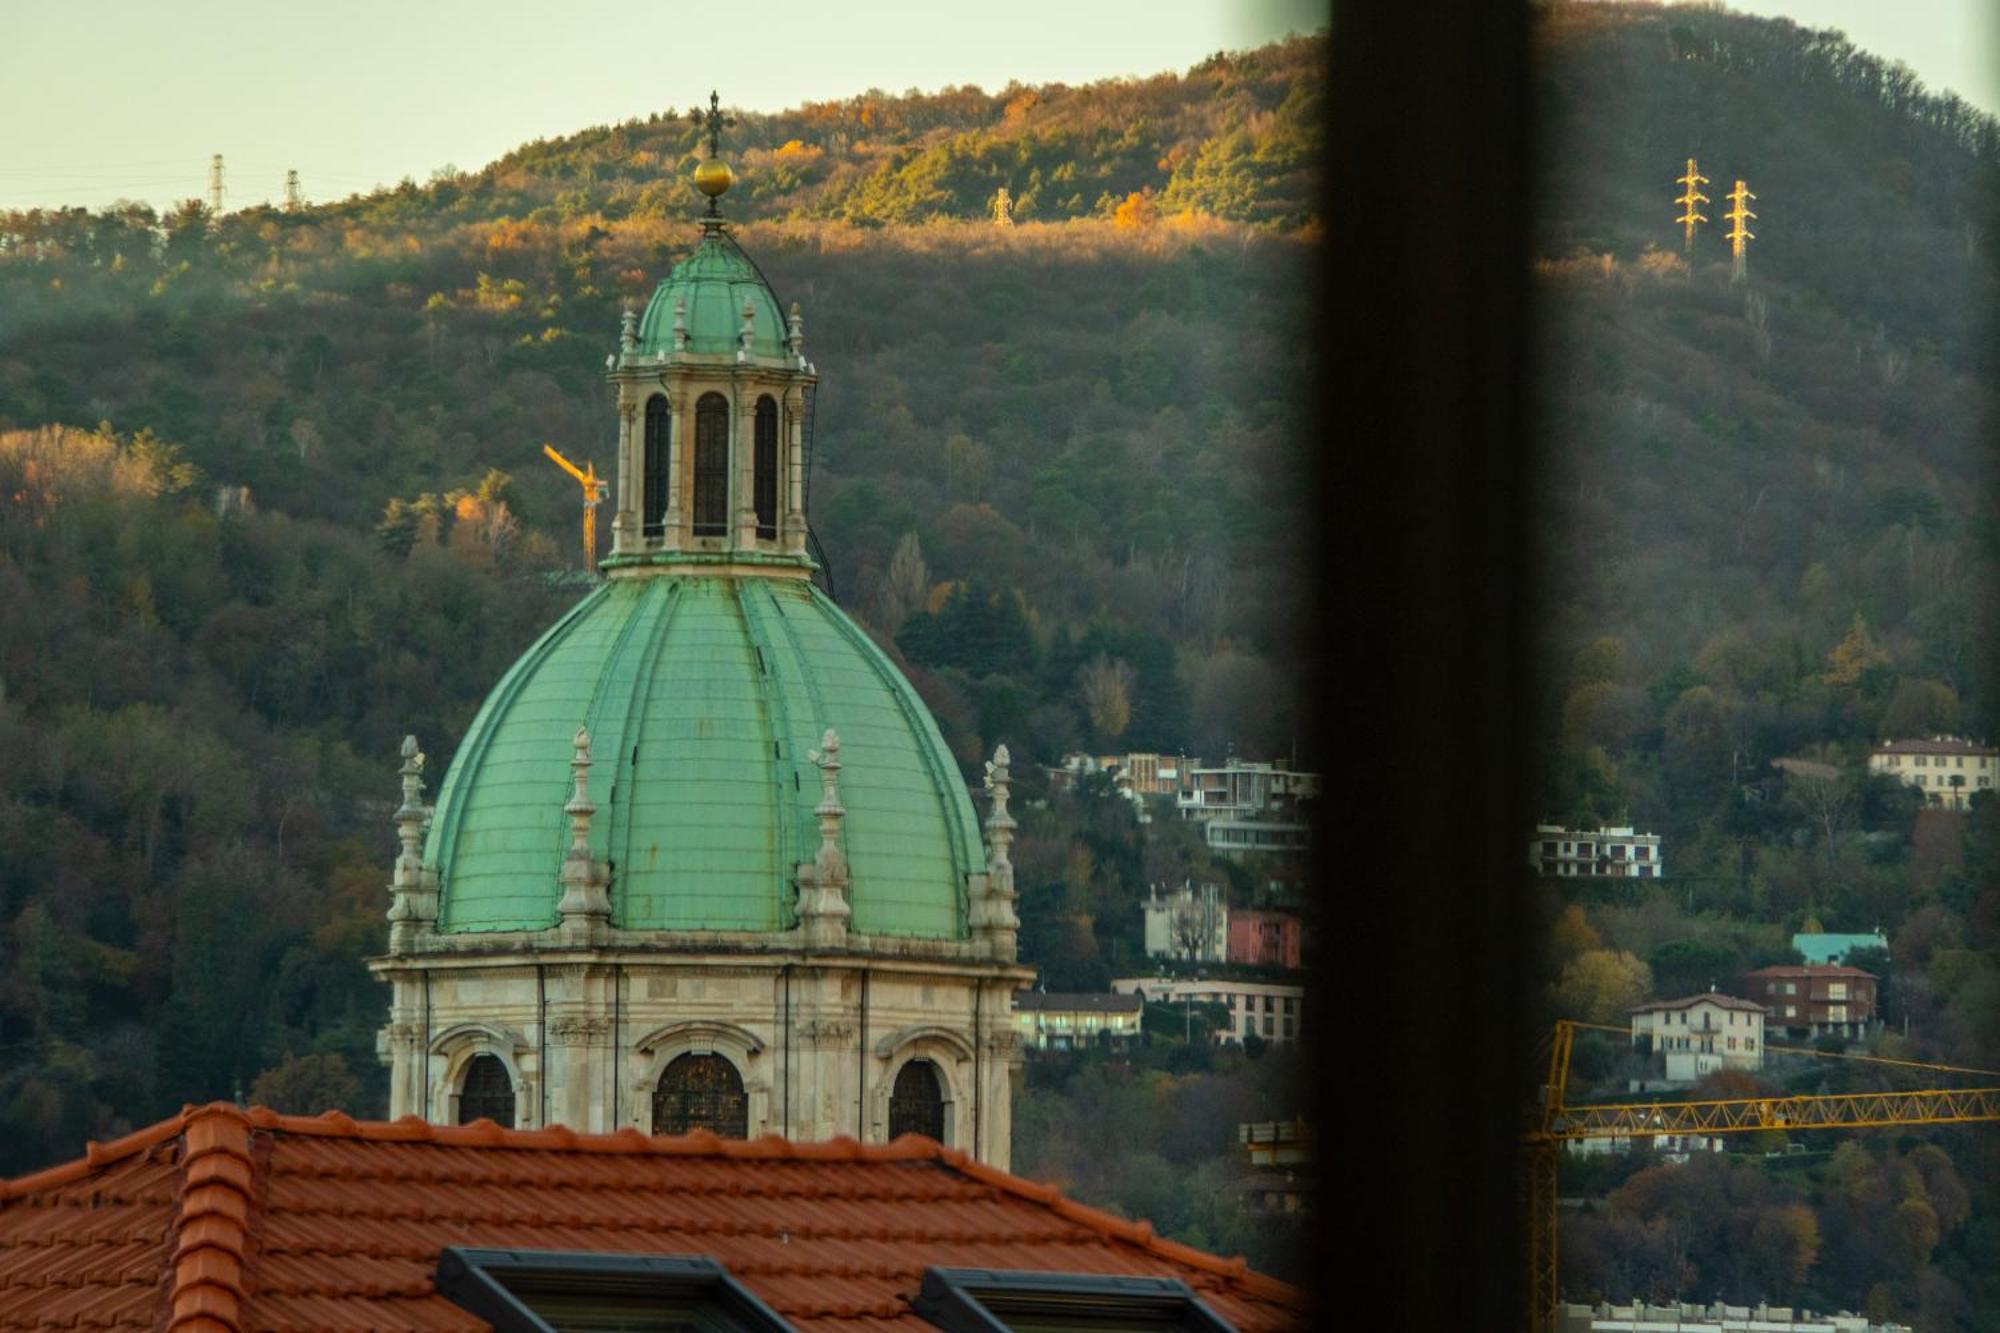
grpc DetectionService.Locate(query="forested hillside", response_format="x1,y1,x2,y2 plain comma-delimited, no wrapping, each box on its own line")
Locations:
0,5,1997,1315
0,40,1322,1171
1524,6,2000,1327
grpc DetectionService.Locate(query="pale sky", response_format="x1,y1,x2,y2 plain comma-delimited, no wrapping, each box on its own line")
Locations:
0,0,1325,212
0,1,1989,214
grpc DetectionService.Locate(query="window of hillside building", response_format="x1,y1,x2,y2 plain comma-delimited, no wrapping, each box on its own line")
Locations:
912,1268,1232,1333
457,1054,516,1127
653,1052,747,1138
1829,1005,1848,1023
1916,755,1929,766
752,394,778,539
1829,982,1847,999
642,394,669,536
692,392,730,536
1785,1006,1797,1018
436,1248,787,1333
889,1058,946,1142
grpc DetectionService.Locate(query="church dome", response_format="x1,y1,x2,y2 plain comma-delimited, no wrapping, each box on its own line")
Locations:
635,228,788,358
423,575,983,939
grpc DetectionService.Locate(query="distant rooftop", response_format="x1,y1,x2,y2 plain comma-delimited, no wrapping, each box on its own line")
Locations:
1628,993,1767,1015
1873,735,1996,756
1012,991,1144,1013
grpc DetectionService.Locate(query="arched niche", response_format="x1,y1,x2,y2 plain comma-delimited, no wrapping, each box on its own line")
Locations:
870,1025,973,1151
430,1021,533,1128
626,1019,770,1135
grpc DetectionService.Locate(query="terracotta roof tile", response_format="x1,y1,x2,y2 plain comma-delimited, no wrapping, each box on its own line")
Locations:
0,1104,1306,1330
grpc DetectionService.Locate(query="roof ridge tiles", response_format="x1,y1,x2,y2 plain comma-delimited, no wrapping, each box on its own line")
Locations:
166,1104,256,1333
1,1105,1307,1321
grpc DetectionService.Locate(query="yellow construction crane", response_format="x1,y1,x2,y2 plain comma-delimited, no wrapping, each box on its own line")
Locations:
1523,1019,2000,1332
542,443,606,568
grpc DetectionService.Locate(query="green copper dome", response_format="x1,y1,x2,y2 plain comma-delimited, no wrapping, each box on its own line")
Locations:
425,576,982,938
636,227,788,358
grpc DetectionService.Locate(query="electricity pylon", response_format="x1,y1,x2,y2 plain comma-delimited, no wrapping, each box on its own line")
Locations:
542,443,606,568
1674,158,1709,251
1725,178,1756,282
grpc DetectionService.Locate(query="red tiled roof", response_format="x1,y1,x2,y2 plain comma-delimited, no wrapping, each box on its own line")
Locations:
1743,964,1879,980
1872,737,1996,756
0,1104,1305,1331
1627,993,1767,1014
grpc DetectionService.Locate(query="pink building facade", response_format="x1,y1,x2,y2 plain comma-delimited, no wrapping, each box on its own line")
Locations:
1227,910,1303,970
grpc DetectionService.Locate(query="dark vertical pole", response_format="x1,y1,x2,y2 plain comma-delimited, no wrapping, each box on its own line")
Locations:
612,963,623,1128
421,969,433,1122
536,963,547,1129
1317,0,1538,1324
858,968,870,1140
782,964,792,1138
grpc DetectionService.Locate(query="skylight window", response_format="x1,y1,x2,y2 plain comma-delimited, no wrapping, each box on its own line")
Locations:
911,1268,1235,1333
435,1248,790,1333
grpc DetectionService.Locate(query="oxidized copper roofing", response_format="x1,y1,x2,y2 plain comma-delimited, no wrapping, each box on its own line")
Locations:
0,1104,1305,1332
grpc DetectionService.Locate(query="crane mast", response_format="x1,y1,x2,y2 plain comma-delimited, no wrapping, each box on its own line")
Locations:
1523,1019,2000,1332
542,443,606,569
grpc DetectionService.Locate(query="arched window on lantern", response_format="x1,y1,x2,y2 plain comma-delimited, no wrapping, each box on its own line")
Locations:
457,1054,517,1127
887,1059,945,1142
642,395,669,537
653,1052,747,1138
692,393,730,537
753,395,778,540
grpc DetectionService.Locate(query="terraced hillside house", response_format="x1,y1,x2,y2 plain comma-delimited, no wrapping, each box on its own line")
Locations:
1627,992,1766,1084
1011,991,1144,1051
370,136,1033,1165
1867,735,1997,810
0,1103,1305,1330
1743,964,1880,1039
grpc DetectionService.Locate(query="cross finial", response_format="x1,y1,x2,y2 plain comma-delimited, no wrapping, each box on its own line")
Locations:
691,90,736,160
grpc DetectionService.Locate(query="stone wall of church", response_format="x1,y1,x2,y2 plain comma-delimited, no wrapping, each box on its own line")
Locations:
378,951,1029,1169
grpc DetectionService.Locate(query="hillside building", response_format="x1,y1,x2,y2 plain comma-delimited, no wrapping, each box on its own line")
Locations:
1868,735,1996,810
1142,881,1228,963
1010,991,1143,1051
1530,824,1664,878
1743,965,1878,1038
1227,908,1304,970
1558,1302,1909,1333
1627,992,1765,1083
1112,976,1305,1046
368,147,1031,1166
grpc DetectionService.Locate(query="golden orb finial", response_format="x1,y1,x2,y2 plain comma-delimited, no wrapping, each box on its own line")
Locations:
694,157,735,200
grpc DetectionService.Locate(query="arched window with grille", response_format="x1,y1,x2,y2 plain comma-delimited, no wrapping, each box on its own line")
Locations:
642,395,669,536
692,393,730,537
887,1059,945,1142
457,1054,516,1127
752,395,778,540
652,1052,747,1138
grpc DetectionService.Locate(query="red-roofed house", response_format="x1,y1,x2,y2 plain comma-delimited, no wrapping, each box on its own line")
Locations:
1742,964,1879,1038
1626,993,1766,1083
0,1103,1304,1331
1868,735,1997,810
